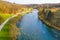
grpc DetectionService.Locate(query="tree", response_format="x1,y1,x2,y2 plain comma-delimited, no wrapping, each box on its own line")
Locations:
45,10,53,21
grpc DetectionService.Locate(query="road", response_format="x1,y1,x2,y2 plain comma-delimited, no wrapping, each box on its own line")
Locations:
0,8,33,31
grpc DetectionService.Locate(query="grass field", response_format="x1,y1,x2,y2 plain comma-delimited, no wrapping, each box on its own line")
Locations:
0,8,33,40
0,13,19,40
0,13,14,20
0,23,12,40
49,8,60,12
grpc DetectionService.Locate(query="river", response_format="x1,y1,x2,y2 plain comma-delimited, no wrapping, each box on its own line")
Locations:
17,9,60,40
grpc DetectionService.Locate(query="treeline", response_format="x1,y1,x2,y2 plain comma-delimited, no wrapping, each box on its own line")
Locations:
40,3,60,8
0,1,25,14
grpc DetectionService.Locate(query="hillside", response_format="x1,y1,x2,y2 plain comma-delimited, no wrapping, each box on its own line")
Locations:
38,7,60,30
40,3,60,8
0,1,26,14
0,0,60,13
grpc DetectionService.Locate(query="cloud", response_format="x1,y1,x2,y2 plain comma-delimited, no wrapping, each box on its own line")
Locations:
5,0,60,4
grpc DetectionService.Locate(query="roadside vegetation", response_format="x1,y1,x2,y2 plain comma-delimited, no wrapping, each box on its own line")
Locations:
0,15,22,40
0,0,33,40
0,8,33,40
0,13,14,20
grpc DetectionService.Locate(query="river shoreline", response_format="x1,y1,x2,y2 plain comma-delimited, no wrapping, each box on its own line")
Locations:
8,15,22,40
38,15,60,31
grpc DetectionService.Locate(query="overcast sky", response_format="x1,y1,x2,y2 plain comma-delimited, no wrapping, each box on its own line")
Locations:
6,0,60,4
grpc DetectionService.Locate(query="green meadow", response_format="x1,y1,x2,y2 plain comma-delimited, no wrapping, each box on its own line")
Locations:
0,13,14,40
0,13,21,40
0,13,14,20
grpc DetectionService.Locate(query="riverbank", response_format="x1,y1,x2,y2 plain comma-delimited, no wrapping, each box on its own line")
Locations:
0,13,15,40
38,15,60,30
0,14,22,40
0,14,29,40
0,13,14,25
8,15,22,40
0,8,33,40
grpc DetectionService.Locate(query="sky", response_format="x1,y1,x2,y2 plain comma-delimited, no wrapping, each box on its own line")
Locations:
5,0,60,4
